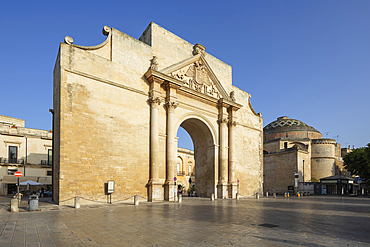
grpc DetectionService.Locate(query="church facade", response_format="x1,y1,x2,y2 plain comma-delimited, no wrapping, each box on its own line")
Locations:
53,23,263,204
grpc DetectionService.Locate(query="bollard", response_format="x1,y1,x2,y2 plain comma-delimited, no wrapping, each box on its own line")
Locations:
297,192,300,197
134,195,139,205
74,196,80,209
11,199,18,213
178,194,182,203
284,192,287,198
255,192,259,199
266,192,269,197
236,193,240,200
29,195,39,211
273,193,276,198
210,193,215,201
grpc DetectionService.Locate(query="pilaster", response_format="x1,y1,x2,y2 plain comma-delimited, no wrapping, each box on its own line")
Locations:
217,100,229,199
164,81,180,201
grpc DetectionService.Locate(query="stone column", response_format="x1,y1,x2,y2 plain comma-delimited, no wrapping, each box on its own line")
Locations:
148,97,162,201
165,101,178,201
228,119,237,198
218,116,229,199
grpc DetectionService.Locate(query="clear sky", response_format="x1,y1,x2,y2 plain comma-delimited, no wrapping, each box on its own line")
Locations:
1,1,369,150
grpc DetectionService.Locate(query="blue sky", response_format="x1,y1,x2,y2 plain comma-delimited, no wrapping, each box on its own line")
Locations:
1,1,369,150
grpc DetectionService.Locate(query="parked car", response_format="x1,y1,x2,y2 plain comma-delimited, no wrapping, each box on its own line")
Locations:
44,191,52,197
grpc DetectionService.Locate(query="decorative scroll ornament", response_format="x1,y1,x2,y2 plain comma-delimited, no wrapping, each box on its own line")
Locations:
150,56,159,70
102,25,110,36
64,36,74,45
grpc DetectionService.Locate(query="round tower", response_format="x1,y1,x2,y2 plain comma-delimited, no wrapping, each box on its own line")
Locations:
311,139,336,180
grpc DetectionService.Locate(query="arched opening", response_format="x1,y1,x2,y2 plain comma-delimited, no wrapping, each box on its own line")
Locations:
176,117,216,197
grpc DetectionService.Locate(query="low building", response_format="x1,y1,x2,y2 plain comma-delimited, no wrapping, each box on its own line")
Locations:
263,116,349,194
0,115,52,195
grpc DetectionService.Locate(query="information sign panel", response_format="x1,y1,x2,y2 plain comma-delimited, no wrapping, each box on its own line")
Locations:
108,180,114,194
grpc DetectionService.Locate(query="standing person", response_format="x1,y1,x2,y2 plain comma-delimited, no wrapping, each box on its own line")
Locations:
41,187,44,197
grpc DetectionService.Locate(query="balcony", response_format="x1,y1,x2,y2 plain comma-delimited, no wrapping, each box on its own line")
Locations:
41,160,52,166
0,158,24,165
177,171,186,176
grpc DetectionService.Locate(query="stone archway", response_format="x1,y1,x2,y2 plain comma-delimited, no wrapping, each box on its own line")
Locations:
178,117,217,198
54,23,263,205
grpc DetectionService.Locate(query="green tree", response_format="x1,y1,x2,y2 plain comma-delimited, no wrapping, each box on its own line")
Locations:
343,143,370,180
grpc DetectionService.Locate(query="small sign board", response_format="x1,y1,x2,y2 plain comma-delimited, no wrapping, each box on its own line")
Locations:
14,171,22,177
107,180,114,194
174,177,177,181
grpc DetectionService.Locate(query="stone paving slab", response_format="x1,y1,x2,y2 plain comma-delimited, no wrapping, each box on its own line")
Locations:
0,196,369,246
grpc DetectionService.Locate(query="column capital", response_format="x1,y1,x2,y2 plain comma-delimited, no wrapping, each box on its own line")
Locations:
148,97,163,107
218,117,229,125
165,101,179,112
228,120,238,127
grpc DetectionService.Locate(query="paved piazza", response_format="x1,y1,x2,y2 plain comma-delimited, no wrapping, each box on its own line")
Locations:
0,196,369,246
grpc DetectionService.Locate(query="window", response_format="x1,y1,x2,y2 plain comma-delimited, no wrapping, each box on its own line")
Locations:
9,146,17,164
47,171,52,176
189,164,192,176
48,149,52,165
177,163,180,175
284,142,288,149
8,169,17,175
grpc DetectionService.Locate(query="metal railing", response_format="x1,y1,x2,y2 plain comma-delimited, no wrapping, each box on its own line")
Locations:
41,160,51,165
0,158,24,164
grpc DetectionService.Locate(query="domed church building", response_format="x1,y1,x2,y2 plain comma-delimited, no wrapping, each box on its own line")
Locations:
263,116,347,194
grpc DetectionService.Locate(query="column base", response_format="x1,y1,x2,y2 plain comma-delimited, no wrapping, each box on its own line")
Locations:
164,182,177,201
148,180,163,202
217,183,228,199
228,183,237,199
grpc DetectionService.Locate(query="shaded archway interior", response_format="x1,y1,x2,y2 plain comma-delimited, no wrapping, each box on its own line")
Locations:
179,118,216,197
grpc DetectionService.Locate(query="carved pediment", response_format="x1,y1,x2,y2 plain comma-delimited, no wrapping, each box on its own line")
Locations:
160,54,230,100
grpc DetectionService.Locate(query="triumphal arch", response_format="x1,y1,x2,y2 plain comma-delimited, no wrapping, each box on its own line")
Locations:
53,22,263,204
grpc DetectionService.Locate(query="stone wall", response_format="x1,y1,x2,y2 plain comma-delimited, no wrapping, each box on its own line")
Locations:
263,150,297,194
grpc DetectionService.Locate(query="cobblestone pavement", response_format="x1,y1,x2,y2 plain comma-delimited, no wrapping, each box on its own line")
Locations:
0,195,369,246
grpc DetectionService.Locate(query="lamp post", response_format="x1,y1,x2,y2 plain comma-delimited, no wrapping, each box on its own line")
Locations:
24,137,27,176
49,109,54,201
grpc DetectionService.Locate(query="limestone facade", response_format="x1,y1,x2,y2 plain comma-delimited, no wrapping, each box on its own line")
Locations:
0,115,52,195
53,22,263,204
263,116,348,194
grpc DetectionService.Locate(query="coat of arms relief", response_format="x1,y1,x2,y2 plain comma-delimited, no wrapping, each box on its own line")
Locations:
170,60,221,99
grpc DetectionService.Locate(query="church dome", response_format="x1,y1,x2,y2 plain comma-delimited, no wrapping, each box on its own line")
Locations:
264,116,320,136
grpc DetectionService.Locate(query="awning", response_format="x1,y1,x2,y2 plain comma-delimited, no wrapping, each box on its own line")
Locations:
20,180,43,186
1,176,52,185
